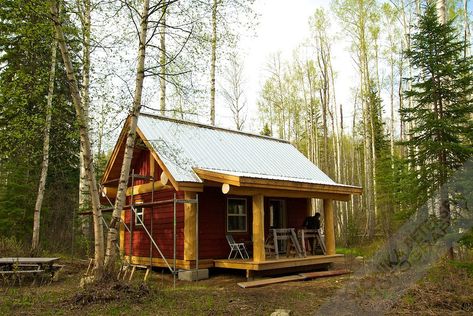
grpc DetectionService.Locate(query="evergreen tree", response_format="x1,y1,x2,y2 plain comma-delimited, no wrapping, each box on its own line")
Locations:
0,0,79,250
402,3,473,258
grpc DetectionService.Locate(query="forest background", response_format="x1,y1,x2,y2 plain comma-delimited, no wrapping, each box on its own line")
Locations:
0,0,472,264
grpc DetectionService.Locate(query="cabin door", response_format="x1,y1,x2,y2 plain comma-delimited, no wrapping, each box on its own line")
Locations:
269,199,287,252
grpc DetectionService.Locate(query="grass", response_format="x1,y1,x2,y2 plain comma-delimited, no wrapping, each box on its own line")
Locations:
1,255,473,315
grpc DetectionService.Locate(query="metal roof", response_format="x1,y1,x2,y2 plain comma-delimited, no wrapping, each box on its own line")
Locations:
138,114,337,185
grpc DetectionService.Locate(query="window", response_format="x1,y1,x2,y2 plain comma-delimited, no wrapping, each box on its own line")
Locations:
134,201,144,226
227,198,247,232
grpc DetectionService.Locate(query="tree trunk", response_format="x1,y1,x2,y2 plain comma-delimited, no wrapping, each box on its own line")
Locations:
104,0,150,272
389,50,395,158
464,0,470,58
79,0,92,244
31,33,58,255
160,2,167,115
437,0,446,25
51,1,104,279
209,0,218,125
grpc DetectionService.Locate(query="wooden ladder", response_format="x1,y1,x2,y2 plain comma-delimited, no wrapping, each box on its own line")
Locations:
118,263,151,282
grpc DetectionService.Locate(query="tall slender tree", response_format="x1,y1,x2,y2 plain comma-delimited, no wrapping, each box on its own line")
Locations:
51,0,105,278
403,3,473,259
31,30,58,255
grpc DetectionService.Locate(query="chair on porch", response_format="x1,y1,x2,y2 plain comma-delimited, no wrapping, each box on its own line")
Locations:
226,235,250,260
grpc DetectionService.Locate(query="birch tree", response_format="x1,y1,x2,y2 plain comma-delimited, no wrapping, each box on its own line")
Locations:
77,0,92,242
221,52,247,130
209,0,218,125
51,0,104,278
104,0,164,271
31,31,58,254
159,2,167,114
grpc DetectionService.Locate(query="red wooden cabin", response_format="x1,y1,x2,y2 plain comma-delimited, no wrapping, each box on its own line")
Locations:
101,114,362,276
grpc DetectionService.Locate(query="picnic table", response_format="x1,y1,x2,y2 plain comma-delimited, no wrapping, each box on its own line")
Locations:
0,257,62,282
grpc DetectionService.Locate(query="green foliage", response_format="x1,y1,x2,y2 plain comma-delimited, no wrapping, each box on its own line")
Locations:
459,230,473,248
260,123,272,136
402,3,473,198
449,260,473,277
0,236,27,257
0,0,80,250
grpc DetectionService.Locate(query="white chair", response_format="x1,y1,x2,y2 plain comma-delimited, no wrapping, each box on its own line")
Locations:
226,234,250,259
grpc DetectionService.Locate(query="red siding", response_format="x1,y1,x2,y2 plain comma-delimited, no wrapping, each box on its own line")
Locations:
123,151,184,260
198,190,308,260
122,149,310,261
131,150,149,185
286,198,309,229
198,187,253,259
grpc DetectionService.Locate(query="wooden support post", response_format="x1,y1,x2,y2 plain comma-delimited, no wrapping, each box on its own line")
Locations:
120,210,125,256
252,194,265,262
184,191,197,261
149,151,155,178
306,198,313,216
323,199,336,255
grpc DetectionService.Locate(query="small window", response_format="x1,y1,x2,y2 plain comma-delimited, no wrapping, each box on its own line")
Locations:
134,201,144,226
227,198,247,232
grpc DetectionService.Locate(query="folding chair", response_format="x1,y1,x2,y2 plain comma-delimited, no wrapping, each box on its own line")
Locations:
226,234,250,259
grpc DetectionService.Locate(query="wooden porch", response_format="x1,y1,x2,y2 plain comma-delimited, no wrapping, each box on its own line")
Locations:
214,254,344,271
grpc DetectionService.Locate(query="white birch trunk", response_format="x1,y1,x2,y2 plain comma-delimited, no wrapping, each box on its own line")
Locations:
104,0,150,270
32,34,58,254
51,1,104,278
160,3,166,115
209,0,218,125
79,0,91,241
464,0,470,58
437,0,446,25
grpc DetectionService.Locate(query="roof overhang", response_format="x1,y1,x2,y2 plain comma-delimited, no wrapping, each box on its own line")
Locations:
194,168,362,201
101,120,203,193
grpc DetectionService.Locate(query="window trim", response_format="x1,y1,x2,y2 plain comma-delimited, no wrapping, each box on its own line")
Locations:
226,197,248,233
134,200,144,226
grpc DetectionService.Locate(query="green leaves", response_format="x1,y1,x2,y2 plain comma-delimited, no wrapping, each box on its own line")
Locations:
0,0,79,245
402,2,473,199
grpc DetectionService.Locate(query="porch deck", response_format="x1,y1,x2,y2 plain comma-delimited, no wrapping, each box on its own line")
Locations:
214,254,344,271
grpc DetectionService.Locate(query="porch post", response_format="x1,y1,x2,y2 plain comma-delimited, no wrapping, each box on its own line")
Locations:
306,198,313,216
184,191,196,262
252,194,265,262
323,198,336,255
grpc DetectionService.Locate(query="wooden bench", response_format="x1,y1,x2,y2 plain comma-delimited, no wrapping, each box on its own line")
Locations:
0,270,45,274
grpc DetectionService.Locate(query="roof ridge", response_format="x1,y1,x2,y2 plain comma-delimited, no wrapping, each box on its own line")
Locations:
140,112,290,144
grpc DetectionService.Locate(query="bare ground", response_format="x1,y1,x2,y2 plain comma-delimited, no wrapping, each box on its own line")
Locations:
1,258,472,315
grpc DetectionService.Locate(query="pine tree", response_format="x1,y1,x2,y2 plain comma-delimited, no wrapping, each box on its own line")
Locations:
402,3,473,259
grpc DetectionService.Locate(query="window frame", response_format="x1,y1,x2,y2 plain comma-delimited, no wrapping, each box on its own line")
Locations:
226,197,248,233
134,200,144,226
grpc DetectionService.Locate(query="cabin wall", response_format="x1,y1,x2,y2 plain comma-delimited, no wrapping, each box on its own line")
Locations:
120,148,310,262
123,190,184,260
263,197,308,237
122,149,183,261
286,198,309,229
198,187,309,260
130,149,162,185
198,187,253,259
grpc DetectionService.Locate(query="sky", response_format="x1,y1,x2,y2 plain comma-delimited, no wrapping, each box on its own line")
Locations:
218,0,356,132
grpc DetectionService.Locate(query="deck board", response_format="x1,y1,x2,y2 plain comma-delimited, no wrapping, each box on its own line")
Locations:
237,269,351,288
237,275,305,288
214,254,344,271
